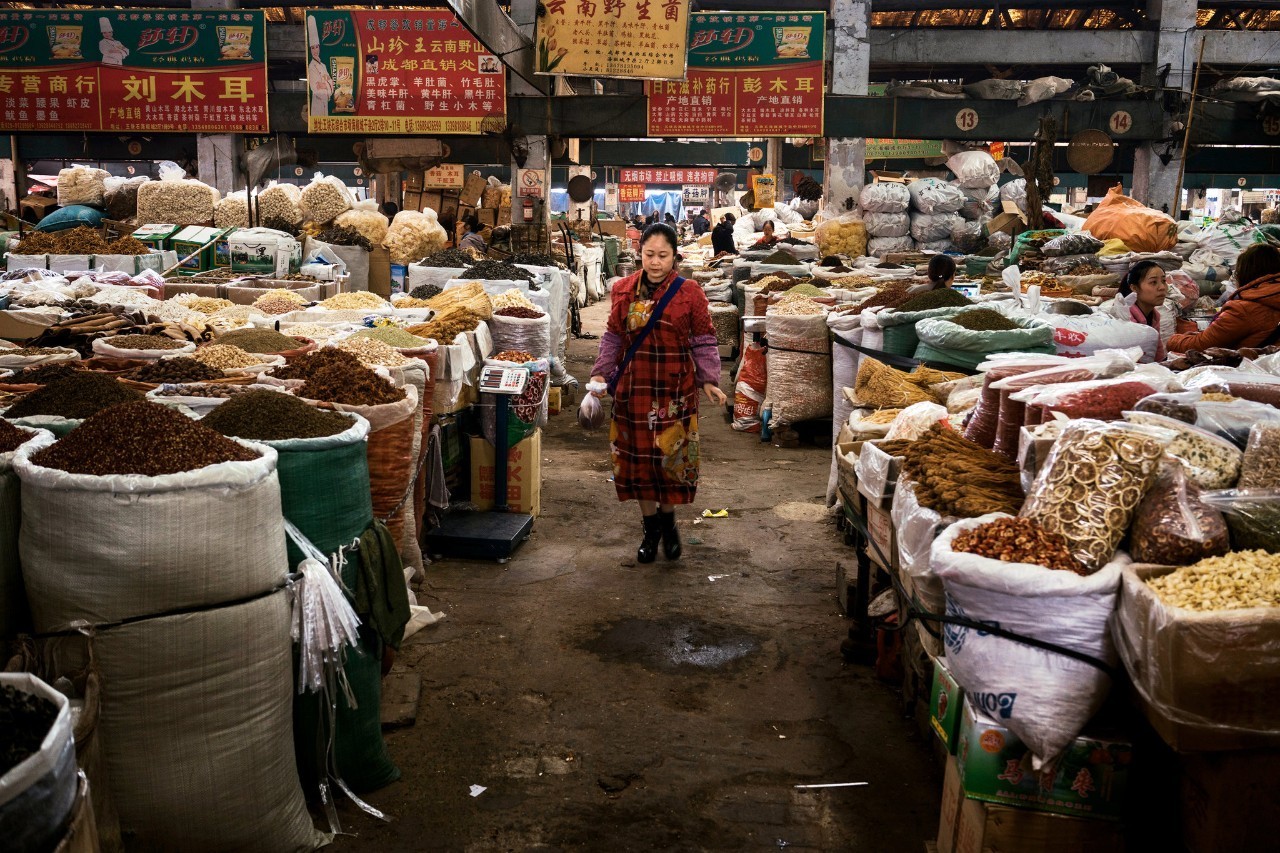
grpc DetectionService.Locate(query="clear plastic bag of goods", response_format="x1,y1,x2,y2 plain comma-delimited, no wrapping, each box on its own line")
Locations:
862,211,910,238
884,401,950,441
891,481,950,617
383,209,448,265
103,175,148,221
1239,422,1280,487
1082,186,1178,253
868,236,914,257
1130,462,1230,565
765,309,831,426
256,181,303,228
335,199,390,245
56,164,109,207
1200,488,1280,552
1020,419,1171,571
1013,373,1167,423
947,150,1000,188
299,173,355,224
213,190,250,229
910,212,964,244
814,213,866,258
932,514,1124,767
1123,410,1242,489
907,178,965,215
579,381,607,430
859,182,910,214
1041,232,1104,257
136,161,219,226
733,342,767,432
957,183,998,221
950,221,987,253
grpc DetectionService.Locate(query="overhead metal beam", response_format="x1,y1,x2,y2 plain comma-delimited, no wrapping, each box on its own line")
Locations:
870,28,1154,66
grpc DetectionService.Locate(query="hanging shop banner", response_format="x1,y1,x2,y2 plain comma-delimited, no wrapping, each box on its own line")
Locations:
866,139,946,159
422,164,465,189
534,0,690,79
619,184,646,203
647,12,824,138
305,10,506,135
0,9,268,133
682,184,709,205
618,168,716,184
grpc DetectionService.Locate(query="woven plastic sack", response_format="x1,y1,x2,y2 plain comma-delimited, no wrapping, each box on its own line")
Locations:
733,343,767,433
1195,209,1261,266
0,672,77,853
490,311,551,359
863,211,910,238
947,150,1000,188
907,178,965,214
910,212,963,244
867,236,914,257
933,514,1123,767
859,182,910,214
0,427,50,639
914,313,1057,371
1082,186,1178,253
765,310,830,426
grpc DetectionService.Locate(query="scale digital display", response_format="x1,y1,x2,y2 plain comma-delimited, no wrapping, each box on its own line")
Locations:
479,366,528,396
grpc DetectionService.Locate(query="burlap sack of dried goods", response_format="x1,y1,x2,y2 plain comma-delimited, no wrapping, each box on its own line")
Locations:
490,311,551,360
765,310,831,427
932,513,1124,768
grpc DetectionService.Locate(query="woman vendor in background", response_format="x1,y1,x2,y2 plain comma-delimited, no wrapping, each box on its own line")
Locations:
1107,260,1169,361
1167,244,1280,353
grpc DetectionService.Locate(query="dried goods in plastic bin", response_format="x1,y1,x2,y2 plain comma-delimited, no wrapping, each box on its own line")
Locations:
1021,419,1167,572
1145,550,1280,611
0,682,57,775
1200,489,1280,553
1131,463,1230,565
31,400,258,476
217,328,307,354
0,419,31,454
1125,411,1242,489
951,516,1085,574
5,371,143,419
122,357,223,384
202,389,351,441
1240,423,1280,488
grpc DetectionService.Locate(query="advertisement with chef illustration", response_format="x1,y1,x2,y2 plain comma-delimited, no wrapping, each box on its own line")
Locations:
0,9,268,132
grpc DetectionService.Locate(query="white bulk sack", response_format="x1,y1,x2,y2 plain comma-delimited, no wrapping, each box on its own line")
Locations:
932,513,1123,767
859,182,911,214
825,311,863,505
947,150,1001,188
489,312,551,360
911,212,964,244
868,236,915,256
863,211,911,238
907,178,965,214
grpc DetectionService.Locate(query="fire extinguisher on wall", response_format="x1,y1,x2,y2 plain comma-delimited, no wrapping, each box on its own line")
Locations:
522,197,535,222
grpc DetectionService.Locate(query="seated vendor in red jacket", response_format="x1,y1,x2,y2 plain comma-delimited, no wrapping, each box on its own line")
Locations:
1167,243,1280,353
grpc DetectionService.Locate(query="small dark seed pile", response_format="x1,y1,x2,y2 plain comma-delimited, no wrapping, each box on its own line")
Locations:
271,348,365,381
122,357,223,384
104,334,188,351
156,384,257,399
32,401,259,476
760,249,802,266
314,224,372,250
217,328,307,354
6,363,79,385
6,372,143,420
3,347,72,356
899,288,973,313
951,309,1019,332
508,252,557,267
493,306,545,319
0,684,58,776
408,284,443,300
461,260,535,282
274,349,406,406
202,389,352,441
418,247,479,268
0,418,31,453
857,283,914,311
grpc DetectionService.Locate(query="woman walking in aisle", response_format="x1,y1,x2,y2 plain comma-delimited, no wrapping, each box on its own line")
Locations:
590,224,728,563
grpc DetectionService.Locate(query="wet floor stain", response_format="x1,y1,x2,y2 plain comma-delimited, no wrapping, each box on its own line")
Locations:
582,616,762,673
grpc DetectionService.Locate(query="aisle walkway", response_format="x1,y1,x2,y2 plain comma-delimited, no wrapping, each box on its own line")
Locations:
336,299,940,851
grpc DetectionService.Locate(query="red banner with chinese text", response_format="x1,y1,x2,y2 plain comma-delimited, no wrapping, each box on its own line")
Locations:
619,183,646,203
618,168,716,184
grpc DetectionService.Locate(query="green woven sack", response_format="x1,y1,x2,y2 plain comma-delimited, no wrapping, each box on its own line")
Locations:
877,305,970,357
913,313,1057,371
267,415,402,795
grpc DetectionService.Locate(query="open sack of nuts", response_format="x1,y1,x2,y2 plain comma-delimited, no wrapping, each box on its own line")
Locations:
931,512,1126,768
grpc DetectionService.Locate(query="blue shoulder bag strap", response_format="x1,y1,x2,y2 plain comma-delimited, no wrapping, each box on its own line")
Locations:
607,276,685,396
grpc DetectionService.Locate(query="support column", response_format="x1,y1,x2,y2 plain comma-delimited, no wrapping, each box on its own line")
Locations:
508,0,550,232
823,0,871,214
1133,0,1197,216
192,0,241,196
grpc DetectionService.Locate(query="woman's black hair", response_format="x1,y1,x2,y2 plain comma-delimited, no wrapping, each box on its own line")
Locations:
927,254,956,285
723,212,736,224
460,212,481,232
640,222,679,254
1234,243,1280,290
664,212,676,223
1120,259,1162,298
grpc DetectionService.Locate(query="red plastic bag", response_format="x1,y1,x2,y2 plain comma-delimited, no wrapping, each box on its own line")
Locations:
733,343,767,432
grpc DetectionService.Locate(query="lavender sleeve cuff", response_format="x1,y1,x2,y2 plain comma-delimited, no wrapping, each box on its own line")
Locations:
592,330,623,379
692,334,721,385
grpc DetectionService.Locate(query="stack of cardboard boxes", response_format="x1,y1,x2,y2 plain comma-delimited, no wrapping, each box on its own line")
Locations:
402,169,511,239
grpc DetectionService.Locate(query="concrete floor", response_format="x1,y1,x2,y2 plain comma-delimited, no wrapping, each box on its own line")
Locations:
332,298,941,852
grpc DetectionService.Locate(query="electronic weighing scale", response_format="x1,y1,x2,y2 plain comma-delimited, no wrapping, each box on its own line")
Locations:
424,365,534,562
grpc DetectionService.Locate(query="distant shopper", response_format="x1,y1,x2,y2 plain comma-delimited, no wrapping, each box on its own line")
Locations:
711,213,737,255
380,201,399,219
692,209,710,236
664,212,676,225
645,211,658,227
1107,260,1169,360
458,213,487,254
589,223,727,564
925,254,956,290
1168,243,1280,352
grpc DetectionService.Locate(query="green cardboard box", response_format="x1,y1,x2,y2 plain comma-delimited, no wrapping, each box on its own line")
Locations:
170,226,229,274
130,223,180,250
955,696,1131,821
930,657,963,755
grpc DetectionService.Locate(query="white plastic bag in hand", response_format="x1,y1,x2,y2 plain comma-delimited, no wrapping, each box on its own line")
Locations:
579,380,607,430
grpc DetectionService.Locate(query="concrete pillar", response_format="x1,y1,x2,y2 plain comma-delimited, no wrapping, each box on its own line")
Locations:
1134,0,1198,216
192,0,241,196
823,0,871,214
508,0,550,229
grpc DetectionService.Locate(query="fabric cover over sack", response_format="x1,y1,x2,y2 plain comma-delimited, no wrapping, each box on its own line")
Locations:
863,211,910,238
765,310,831,427
0,672,77,853
914,313,1057,371
859,182,910,214
1082,186,1178,253
868,236,915,256
910,212,964,244
933,514,1123,767
907,178,965,214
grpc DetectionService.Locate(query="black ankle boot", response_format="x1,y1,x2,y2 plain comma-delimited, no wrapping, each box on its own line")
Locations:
658,509,681,560
637,514,662,564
